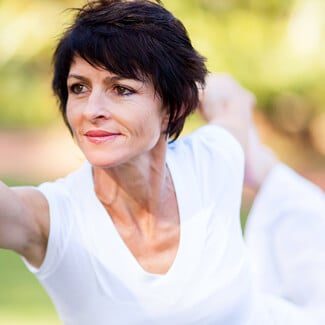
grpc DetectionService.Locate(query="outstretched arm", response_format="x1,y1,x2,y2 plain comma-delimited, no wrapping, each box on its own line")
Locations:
0,181,49,267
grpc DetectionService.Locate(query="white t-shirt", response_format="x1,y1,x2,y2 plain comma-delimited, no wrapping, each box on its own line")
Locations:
23,125,319,324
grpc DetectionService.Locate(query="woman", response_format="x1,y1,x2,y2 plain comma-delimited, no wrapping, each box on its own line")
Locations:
1,0,324,324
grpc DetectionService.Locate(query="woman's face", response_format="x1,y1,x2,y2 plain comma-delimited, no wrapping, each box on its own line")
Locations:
66,56,168,168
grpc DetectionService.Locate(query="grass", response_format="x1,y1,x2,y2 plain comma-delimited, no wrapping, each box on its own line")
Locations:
0,250,61,324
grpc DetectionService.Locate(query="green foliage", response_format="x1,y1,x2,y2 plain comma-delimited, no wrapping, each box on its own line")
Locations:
199,0,295,16
0,60,57,128
165,0,325,137
0,0,81,128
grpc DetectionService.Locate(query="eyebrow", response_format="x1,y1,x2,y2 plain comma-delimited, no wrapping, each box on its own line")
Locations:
67,74,88,82
67,74,133,84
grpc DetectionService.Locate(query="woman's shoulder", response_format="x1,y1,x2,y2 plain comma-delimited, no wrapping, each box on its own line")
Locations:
38,162,91,192
36,162,92,208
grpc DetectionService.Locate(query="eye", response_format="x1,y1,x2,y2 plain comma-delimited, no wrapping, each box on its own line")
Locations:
69,83,87,94
114,85,134,96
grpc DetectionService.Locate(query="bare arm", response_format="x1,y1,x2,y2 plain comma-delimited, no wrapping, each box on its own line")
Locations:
199,73,254,152
199,73,278,190
0,181,49,267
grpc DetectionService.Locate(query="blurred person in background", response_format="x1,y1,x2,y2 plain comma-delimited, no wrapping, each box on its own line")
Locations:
0,0,325,324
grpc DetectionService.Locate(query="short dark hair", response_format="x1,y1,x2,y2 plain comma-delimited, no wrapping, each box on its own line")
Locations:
52,0,207,141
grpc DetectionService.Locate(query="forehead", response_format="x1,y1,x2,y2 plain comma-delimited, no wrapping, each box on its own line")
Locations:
68,56,160,93
69,56,151,82
69,56,108,74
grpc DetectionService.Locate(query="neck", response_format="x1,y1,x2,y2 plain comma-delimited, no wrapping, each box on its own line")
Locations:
93,136,173,229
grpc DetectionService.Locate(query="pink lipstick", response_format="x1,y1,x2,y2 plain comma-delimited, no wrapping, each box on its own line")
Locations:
84,130,120,144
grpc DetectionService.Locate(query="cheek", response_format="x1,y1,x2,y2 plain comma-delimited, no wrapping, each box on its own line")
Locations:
126,110,161,147
144,112,167,144
65,110,73,131
65,112,80,140
65,102,78,130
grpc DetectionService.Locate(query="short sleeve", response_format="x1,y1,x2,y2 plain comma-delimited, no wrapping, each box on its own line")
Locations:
22,181,74,279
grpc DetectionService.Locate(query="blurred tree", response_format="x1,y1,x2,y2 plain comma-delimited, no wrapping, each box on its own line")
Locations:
199,0,295,16
0,0,82,128
172,0,325,147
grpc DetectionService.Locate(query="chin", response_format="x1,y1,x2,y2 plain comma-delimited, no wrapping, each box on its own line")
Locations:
85,152,130,169
87,158,120,169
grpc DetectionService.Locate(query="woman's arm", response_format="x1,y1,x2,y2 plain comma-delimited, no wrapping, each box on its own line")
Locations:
0,181,49,267
199,73,255,152
199,73,278,188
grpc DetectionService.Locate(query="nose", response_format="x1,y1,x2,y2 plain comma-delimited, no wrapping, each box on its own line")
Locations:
83,88,111,121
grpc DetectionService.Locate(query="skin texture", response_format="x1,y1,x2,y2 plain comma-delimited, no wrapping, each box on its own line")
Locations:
66,57,170,169
67,57,180,274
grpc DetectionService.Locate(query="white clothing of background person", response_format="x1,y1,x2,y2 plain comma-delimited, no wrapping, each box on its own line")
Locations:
245,163,325,323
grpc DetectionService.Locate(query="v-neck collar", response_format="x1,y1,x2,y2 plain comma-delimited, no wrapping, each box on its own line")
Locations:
81,155,206,300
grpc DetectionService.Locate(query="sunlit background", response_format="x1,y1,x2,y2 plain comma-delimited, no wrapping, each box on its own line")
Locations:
0,0,324,324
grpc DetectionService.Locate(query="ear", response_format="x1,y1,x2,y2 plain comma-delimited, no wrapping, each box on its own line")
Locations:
160,107,170,139
161,106,170,127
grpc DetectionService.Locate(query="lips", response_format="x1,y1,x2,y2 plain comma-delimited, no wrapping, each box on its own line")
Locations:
84,129,120,144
